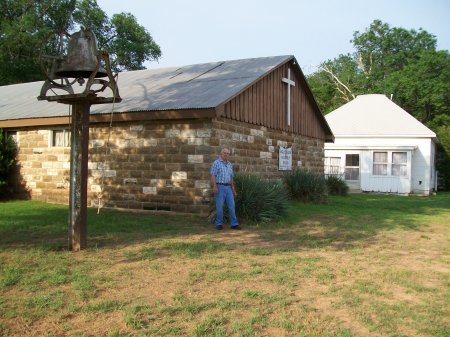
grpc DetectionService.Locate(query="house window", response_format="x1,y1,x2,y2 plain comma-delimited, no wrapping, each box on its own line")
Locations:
51,129,71,147
345,154,359,180
325,157,340,176
392,152,407,177
373,152,388,176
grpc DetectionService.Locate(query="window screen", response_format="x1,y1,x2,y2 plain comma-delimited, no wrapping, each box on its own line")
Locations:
52,129,71,147
373,152,387,175
392,152,407,177
325,157,340,175
345,154,359,180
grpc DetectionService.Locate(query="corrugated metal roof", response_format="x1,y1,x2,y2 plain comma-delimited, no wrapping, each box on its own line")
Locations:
0,55,293,121
325,94,436,138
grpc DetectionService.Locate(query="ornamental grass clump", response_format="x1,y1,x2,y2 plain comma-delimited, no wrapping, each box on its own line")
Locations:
283,169,327,203
234,173,289,223
325,175,349,196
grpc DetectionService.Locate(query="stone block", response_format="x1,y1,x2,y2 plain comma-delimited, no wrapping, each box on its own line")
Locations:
171,171,187,180
91,140,105,148
124,178,138,185
250,129,264,137
91,184,102,192
239,135,248,142
195,180,210,189
104,170,116,177
143,139,158,147
32,148,43,154
181,130,197,138
33,189,43,195
188,155,203,164
165,129,180,138
150,179,166,187
187,138,203,145
42,162,53,169
143,186,157,194
130,125,144,132
259,152,272,159
116,139,131,148
197,129,211,137
47,169,58,176
57,155,69,162
27,181,37,189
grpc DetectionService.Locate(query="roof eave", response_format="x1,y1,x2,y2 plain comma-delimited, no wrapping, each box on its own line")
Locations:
0,108,217,128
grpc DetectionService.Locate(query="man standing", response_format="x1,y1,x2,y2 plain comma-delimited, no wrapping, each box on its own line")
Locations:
210,146,241,230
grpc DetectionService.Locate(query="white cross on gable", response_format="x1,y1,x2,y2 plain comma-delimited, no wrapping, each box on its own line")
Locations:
281,68,295,126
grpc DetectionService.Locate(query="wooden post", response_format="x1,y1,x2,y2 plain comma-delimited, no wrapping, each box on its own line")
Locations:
68,102,90,251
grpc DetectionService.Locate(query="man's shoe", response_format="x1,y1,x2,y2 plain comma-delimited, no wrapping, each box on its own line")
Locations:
216,225,223,230
231,225,242,230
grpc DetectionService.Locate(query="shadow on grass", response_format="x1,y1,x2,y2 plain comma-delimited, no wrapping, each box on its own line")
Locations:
0,193,449,252
0,201,209,250
252,192,450,250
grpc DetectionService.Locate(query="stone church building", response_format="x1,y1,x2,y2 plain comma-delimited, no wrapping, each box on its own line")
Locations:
0,55,333,214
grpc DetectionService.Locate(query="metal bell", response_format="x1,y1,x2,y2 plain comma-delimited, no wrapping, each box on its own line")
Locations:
55,28,107,78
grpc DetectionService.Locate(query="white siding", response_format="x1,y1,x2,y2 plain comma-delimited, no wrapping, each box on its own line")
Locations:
325,136,435,195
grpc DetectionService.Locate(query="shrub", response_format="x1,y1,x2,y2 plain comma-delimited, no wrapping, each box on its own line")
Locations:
234,173,289,223
208,173,289,224
325,175,349,196
283,169,327,203
0,130,17,196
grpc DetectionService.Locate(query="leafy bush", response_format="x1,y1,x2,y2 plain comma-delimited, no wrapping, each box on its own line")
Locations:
234,173,289,223
325,175,349,196
283,169,327,203
208,173,289,224
0,130,17,195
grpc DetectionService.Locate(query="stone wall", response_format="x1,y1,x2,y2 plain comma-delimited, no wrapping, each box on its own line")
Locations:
12,129,71,204
212,117,324,178
11,116,324,214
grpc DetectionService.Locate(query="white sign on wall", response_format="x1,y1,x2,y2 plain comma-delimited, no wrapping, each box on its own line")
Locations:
279,146,292,171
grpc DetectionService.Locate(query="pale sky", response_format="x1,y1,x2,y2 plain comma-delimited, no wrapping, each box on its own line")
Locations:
97,0,449,74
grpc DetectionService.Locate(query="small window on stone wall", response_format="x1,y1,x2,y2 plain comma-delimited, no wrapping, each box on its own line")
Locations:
51,129,71,147
5,130,17,143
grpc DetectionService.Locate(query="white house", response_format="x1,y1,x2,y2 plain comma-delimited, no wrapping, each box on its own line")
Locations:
324,94,437,195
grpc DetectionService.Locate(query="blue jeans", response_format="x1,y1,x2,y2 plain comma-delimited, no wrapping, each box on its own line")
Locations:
214,185,239,227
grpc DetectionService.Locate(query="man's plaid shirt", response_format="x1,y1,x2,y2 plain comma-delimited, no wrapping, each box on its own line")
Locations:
210,158,234,184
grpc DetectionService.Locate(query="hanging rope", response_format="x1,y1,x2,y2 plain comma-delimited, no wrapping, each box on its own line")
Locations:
65,104,72,189
97,74,119,214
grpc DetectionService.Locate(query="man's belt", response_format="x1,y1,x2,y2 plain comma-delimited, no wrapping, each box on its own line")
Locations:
217,183,231,186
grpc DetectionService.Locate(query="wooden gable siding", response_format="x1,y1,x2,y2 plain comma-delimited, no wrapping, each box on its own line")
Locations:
221,62,326,139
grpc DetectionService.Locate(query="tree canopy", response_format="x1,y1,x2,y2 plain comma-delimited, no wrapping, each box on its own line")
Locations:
0,0,161,85
307,20,450,189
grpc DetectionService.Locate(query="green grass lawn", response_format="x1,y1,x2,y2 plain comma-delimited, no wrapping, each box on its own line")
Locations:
0,193,449,337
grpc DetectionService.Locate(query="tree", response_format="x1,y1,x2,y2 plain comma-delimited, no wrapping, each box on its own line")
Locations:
0,0,161,85
309,54,362,112
383,50,449,124
351,20,436,91
73,0,161,72
307,20,444,116
0,130,17,198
